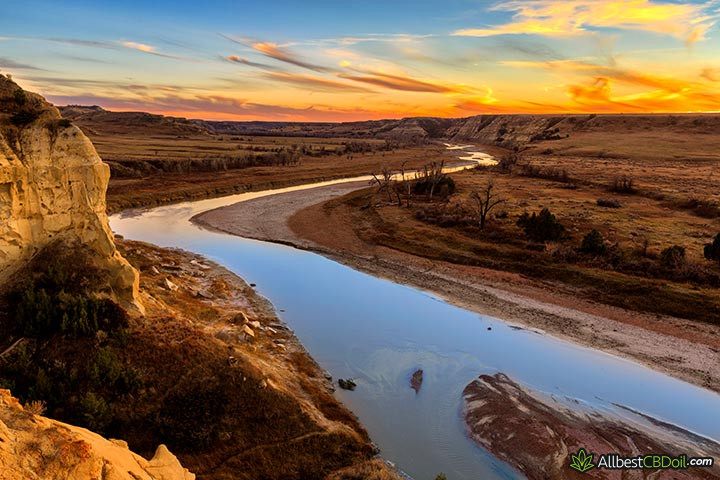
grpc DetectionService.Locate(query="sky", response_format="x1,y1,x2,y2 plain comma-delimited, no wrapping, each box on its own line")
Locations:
2,0,720,121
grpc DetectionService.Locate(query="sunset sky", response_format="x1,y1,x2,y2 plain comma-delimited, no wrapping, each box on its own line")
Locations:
2,0,720,121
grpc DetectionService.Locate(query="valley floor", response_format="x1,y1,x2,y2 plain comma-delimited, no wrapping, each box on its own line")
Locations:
192,182,720,394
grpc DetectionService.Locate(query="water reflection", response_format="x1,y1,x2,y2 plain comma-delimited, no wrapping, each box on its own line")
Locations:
110,148,720,480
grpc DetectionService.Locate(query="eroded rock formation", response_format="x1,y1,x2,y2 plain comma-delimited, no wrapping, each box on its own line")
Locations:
0,389,193,480
0,75,141,312
463,373,720,479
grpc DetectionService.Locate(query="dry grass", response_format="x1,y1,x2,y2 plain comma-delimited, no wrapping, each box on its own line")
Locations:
0,240,378,480
95,133,446,211
329,134,720,322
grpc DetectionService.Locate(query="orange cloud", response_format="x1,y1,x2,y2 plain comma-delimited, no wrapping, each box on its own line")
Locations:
252,42,330,72
701,67,720,82
262,72,375,93
338,70,473,94
121,41,186,60
566,76,720,112
225,55,279,71
453,0,716,44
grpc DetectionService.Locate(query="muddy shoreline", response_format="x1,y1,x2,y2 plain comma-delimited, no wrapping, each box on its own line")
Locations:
191,182,720,394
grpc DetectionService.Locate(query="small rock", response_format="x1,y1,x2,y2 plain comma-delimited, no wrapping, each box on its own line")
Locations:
410,369,424,394
338,378,357,391
241,324,255,339
150,265,160,275
163,277,178,291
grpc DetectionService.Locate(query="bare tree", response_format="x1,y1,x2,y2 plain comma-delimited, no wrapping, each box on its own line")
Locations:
371,166,394,203
469,180,506,230
400,160,412,207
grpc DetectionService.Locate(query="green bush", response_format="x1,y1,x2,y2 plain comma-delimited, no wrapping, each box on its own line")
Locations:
11,245,127,338
517,208,566,242
580,229,606,255
15,281,126,338
705,233,720,263
80,392,111,432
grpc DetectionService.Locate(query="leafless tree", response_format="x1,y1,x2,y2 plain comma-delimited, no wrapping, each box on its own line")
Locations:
469,180,506,230
371,166,394,203
400,160,412,207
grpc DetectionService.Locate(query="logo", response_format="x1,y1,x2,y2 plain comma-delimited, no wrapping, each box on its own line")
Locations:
569,448,596,473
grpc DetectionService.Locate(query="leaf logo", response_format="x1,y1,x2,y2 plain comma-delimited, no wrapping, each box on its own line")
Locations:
569,448,596,473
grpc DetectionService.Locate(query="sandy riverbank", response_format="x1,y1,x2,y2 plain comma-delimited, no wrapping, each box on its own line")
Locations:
191,183,720,394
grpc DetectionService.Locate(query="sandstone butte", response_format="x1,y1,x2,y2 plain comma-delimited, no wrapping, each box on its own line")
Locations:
0,76,195,477
0,74,142,313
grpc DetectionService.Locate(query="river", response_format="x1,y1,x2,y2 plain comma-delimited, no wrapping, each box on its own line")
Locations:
110,146,720,480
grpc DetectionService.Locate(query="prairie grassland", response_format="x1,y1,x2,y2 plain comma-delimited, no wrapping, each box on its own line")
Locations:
87,132,446,211
306,128,720,323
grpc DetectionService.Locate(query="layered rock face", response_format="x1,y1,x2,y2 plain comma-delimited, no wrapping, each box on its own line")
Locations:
0,75,141,311
0,389,193,480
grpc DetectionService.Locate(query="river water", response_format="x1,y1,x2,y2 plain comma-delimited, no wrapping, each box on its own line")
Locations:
110,147,720,480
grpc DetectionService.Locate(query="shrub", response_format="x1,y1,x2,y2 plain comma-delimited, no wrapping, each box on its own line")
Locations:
10,244,127,338
580,229,606,255
15,281,126,338
13,89,26,105
10,109,40,126
497,150,520,173
596,198,621,208
608,175,636,194
677,198,720,219
520,164,573,184
79,392,111,432
704,234,720,263
24,400,46,416
660,245,686,270
411,175,455,197
517,208,566,242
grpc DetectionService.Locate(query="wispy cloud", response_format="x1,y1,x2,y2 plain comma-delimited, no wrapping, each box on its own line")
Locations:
339,69,473,94
225,55,280,71
453,0,717,44
251,42,331,72
262,72,375,93
0,57,43,71
121,41,188,60
43,37,118,49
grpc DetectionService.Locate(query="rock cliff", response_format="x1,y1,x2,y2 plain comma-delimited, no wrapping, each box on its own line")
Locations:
0,389,194,480
0,75,141,312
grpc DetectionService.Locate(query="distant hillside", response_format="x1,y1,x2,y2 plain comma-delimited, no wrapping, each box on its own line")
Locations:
60,105,720,149
60,105,212,137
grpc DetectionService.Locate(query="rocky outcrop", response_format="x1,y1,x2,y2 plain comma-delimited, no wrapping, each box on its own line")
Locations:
0,75,141,312
463,373,720,479
0,389,194,480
